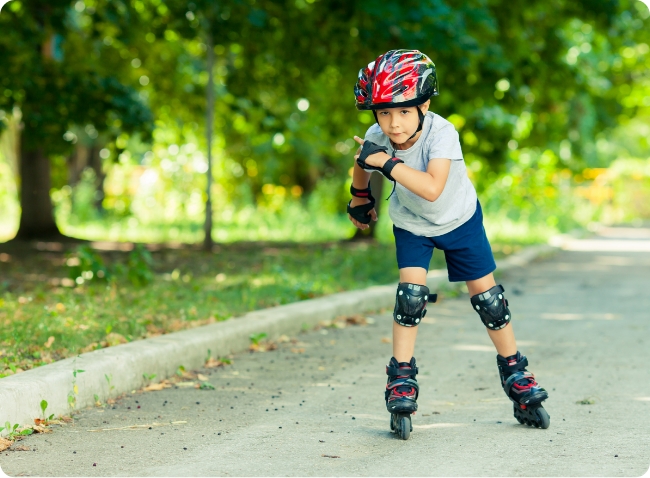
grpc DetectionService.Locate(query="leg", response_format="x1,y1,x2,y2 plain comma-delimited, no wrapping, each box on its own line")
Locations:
393,267,427,362
385,266,432,421
387,227,436,437
468,273,550,428
466,273,517,357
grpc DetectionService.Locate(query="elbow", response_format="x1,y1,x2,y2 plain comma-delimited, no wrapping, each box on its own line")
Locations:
424,187,440,202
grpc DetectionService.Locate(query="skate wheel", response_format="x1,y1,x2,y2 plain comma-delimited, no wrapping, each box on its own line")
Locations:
398,415,411,440
535,407,550,429
390,414,396,432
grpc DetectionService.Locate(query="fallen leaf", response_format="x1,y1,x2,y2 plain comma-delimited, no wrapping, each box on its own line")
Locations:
290,348,305,354
143,382,170,392
381,337,392,343
197,373,208,381
44,336,55,348
34,418,45,426
13,445,31,451
0,438,12,452
32,425,51,434
321,454,340,458
344,314,367,325
205,358,227,368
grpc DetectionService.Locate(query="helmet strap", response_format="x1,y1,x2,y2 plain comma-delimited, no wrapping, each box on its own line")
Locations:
406,107,425,141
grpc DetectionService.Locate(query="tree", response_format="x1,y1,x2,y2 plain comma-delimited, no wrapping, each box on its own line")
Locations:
0,0,152,240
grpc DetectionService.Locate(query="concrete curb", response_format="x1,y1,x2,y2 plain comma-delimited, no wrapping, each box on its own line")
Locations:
0,242,559,430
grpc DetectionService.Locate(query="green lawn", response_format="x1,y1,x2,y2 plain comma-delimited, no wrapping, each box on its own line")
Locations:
0,238,523,378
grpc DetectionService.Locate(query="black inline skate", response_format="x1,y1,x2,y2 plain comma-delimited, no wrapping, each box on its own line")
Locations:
497,352,550,429
385,357,418,440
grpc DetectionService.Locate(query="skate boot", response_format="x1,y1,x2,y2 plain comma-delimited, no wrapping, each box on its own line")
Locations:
385,357,418,440
497,352,550,429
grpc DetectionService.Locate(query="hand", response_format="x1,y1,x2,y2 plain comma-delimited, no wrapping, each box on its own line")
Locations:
353,136,390,168
347,196,378,230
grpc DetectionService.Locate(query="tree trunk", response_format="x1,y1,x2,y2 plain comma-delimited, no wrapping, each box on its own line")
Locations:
15,134,62,240
352,172,385,240
203,27,215,252
87,145,106,214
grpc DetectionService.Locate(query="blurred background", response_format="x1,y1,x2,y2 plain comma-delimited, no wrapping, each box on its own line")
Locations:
0,0,648,373
1,0,649,245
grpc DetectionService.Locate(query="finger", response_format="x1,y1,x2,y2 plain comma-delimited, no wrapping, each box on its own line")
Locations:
353,136,365,146
370,208,378,222
348,215,362,229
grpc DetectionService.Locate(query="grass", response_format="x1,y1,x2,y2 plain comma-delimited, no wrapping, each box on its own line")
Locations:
0,213,530,378
0,239,452,377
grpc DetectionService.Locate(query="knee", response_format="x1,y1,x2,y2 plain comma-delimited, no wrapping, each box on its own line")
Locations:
393,282,437,327
470,284,511,330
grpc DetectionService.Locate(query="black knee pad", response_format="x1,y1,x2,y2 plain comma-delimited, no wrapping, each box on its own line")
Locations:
393,283,437,327
470,284,511,330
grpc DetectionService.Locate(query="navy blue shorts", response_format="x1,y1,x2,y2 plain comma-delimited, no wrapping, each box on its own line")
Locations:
393,201,496,282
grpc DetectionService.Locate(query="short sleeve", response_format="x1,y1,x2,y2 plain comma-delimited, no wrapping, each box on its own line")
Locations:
426,123,463,161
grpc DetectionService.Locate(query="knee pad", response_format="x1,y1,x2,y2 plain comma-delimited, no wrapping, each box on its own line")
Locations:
393,283,437,327
470,284,511,330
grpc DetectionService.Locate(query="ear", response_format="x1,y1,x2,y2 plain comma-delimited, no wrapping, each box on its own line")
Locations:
419,100,431,115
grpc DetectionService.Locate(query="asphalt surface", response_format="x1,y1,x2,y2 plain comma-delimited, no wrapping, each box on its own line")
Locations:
2,226,650,477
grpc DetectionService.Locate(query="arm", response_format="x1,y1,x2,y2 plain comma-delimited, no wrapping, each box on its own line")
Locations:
347,146,377,230
352,135,451,202
391,157,451,202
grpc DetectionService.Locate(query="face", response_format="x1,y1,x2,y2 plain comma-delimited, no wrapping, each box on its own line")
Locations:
375,100,430,145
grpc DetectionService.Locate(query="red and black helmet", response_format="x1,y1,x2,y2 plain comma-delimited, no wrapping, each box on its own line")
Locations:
355,49,438,111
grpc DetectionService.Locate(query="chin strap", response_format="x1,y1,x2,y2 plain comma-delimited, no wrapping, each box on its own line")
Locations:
406,108,425,140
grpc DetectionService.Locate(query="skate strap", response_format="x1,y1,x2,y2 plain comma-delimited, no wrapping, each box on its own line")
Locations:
386,366,418,377
504,371,535,392
502,355,529,373
386,377,418,391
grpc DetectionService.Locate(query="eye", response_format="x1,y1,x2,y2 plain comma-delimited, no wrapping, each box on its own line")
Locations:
400,110,410,115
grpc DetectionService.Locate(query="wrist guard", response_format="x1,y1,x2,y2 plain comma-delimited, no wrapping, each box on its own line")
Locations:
356,140,404,181
347,185,376,224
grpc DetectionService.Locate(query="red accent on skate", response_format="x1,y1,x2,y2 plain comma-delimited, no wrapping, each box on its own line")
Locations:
520,405,527,410
392,387,415,397
513,380,537,391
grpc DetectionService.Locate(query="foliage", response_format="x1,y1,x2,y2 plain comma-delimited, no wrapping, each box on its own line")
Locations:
66,243,154,287
0,422,33,440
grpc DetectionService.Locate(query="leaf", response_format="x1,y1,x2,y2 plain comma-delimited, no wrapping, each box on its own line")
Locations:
199,382,215,390
0,438,12,452
40,400,48,414
143,382,170,392
197,373,208,381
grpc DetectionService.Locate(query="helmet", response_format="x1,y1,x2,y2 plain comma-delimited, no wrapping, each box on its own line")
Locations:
354,49,438,111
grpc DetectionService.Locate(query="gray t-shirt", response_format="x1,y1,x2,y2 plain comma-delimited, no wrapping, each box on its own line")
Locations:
364,112,477,237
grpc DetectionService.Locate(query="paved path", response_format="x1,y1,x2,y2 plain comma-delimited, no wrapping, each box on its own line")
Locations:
2,227,650,477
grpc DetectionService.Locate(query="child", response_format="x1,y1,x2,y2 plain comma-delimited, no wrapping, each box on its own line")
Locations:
347,49,549,437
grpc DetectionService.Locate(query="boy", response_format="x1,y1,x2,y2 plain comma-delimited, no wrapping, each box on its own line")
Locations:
347,50,549,438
